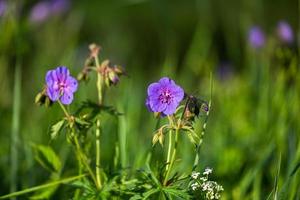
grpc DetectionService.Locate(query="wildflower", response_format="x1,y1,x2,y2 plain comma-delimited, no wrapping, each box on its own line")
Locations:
248,26,265,49
29,1,51,23
277,20,294,44
189,167,223,199
146,77,184,116
0,0,7,16
29,0,70,24
51,0,70,15
191,182,199,191
45,66,78,105
203,167,213,175
99,60,125,87
191,171,200,179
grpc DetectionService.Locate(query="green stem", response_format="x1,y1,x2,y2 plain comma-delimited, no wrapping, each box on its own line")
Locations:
56,102,97,188
95,120,102,189
163,128,179,186
10,57,21,199
57,100,70,118
73,154,82,200
73,134,98,187
0,174,86,199
95,56,103,189
165,130,172,171
193,72,213,170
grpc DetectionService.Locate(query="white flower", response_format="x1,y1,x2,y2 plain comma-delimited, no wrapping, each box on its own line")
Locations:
200,177,208,182
203,167,213,175
191,171,200,179
191,182,199,191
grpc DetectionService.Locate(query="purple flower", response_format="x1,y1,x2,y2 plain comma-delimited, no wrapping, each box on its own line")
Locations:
0,0,7,16
277,21,294,44
45,66,78,105
29,1,51,23
51,0,70,14
248,26,265,49
29,0,70,24
146,77,184,116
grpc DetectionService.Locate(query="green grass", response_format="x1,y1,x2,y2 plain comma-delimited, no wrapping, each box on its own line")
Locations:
0,0,299,199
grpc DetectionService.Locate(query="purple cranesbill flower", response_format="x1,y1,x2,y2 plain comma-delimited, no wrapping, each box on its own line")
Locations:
146,77,184,116
248,26,265,49
0,0,7,16
277,20,294,44
45,66,78,105
29,1,51,23
50,0,70,14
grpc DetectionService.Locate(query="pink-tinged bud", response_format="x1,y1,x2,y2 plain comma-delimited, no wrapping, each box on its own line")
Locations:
89,43,101,58
277,20,294,44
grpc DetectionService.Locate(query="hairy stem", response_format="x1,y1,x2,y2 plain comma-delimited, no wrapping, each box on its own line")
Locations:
73,134,98,186
57,101,98,187
163,128,179,186
57,100,70,118
193,73,213,170
165,130,173,172
95,56,103,189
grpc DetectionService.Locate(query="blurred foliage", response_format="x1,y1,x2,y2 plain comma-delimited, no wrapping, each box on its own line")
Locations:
0,0,299,199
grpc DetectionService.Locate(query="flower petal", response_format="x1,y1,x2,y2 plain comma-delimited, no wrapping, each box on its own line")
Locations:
55,66,70,82
147,82,160,96
171,85,184,102
150,99,166,112
60,92,73,105
65,76,78,93
46,87,59,101
158,77,175,86
162,101,178,115
45,70,57,86
145,97,153,112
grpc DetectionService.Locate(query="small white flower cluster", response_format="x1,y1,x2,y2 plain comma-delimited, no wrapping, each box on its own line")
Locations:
190,167,223,200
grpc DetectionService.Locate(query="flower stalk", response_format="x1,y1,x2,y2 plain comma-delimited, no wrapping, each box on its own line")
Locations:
57,101,98,186
95,54,103,189
164,127,179,186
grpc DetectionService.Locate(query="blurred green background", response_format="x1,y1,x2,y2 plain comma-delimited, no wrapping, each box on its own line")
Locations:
0,0,299,199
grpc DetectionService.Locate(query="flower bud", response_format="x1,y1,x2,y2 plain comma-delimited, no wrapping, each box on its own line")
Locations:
113,65,125,75
77,71,89,82
108,71,119,85
35,89,53,107
89,43,100,58
100,59,110,68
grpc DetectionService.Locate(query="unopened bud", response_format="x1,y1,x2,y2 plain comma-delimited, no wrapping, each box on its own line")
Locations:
108,71,119,85
89,43,101,58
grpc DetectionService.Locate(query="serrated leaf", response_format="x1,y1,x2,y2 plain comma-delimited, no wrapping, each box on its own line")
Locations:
163,188,191,199
32,144,62,173
142,188,160,199
50,120,65,140
75,117,90,126
76,101,122,121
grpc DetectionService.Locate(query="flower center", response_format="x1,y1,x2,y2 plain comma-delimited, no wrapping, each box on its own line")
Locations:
159,89,173,104
59,82,67,94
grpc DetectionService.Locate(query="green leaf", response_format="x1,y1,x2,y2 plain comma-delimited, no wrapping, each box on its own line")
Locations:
163,188,191,199
129,194,142,200
50,119,65,140
142,188,160,199
76,101,122,121
32,144,61,173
